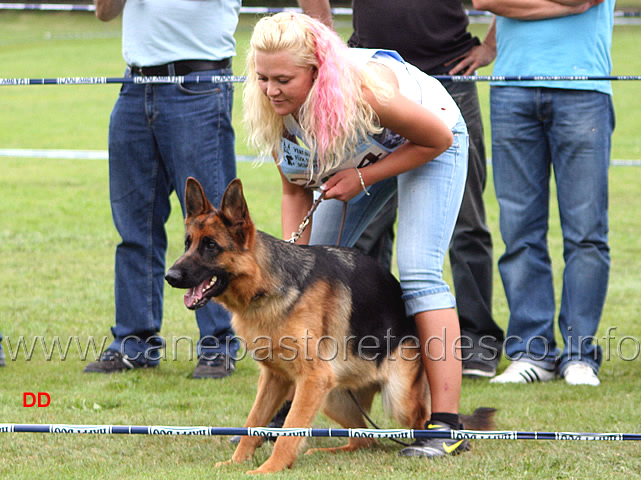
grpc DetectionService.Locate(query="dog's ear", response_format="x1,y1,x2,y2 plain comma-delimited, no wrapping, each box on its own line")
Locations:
220,178,255,249
185,177,214,218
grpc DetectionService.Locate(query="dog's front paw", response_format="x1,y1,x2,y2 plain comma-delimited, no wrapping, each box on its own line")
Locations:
246,466,283,475
215,459,234,468
246,458,290,474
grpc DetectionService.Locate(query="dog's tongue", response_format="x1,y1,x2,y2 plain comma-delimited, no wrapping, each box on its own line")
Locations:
183,279,210,308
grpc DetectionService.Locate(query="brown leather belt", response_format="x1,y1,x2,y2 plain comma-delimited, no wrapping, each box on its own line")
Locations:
129,59,231,76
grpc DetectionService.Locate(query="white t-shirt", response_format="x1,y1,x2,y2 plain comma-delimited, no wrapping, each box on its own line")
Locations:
122,0,240,67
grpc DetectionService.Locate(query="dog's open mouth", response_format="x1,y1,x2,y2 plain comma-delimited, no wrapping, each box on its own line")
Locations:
183,274,227,310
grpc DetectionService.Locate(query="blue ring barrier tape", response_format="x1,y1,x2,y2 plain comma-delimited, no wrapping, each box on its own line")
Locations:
2,424,641,441
2,75,641,87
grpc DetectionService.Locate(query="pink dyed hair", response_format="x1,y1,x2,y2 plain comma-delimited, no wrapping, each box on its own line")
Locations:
302,17,357,159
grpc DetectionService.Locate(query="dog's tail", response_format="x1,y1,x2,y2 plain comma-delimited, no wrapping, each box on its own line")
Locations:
460,407,497,430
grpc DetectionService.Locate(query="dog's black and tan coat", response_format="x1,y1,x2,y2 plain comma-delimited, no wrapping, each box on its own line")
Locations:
166,178,492,474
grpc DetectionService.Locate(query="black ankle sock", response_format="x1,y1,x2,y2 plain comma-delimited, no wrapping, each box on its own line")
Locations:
429,412,460,430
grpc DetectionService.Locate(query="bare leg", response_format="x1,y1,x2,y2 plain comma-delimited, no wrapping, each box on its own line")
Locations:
415,308,461,414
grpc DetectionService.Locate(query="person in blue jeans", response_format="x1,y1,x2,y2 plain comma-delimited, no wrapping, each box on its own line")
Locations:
347,0,503,379
472,0,614,386
83,0,240,378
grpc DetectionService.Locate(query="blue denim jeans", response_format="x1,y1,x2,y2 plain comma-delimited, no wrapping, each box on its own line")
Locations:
310,115,468,316
107,66,238,364
490,87,614,375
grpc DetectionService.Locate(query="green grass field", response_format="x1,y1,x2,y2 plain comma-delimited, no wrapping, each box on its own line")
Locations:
1,10,641,480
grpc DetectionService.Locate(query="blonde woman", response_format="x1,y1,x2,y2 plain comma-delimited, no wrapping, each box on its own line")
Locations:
244,12,469,457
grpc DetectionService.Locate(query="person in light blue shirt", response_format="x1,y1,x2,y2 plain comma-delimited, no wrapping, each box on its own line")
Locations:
472,0,614,386
83,0,240,378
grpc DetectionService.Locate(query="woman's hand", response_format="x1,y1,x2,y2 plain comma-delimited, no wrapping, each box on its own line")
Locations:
321,168,368,202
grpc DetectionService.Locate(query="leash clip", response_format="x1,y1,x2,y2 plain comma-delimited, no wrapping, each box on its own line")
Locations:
287,191,325,244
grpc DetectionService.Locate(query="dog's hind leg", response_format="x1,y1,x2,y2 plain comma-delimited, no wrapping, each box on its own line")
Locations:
223,367,292,467
248,371,336,474
382,356,430,430
305,386,379,455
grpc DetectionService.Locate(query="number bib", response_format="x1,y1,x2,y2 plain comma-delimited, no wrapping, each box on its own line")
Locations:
279,115,397,188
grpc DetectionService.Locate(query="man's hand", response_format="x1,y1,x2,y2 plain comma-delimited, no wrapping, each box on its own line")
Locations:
473,0,604,20
445,42,496,76
94,0,125,22
550,0,602,6
445,17,496,76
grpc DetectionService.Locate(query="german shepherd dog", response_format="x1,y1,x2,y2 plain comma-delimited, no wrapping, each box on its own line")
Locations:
165,178,493,474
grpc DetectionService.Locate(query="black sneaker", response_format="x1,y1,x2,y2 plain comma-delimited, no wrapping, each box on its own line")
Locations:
462,360,497,378
192,354,235,379
399,422,470,458
230,400,292,444
0,343,5,367
83,349,155,373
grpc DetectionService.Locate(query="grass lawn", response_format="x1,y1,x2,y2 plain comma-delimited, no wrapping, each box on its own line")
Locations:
1,10,641,480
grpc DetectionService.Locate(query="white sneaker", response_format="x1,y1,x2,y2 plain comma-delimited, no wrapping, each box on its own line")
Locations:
563,363,600,386
490,360,556,384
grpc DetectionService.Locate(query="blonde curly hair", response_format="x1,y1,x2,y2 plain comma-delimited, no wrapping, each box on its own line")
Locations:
243,12,392,182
